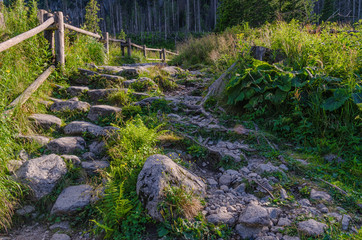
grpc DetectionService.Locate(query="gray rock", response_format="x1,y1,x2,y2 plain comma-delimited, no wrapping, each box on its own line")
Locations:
278,218,292,226
50,233,71,240
7,160,24,173
16,154,67,199
256,163,281,175
134,97,162,106
207,178,218,187
66,86,89,97
267,207,282,220
89,141,106,155
283,236,300,240
310,189,332,201
256,237,279,240
219,169,239,186
81,161,109,173
87,105,122,122
342,214,351,231
136,154,206,221
298,199,311,207
82,152,96,161
64,121,104,137
234,183,246,194
316,203,329,213
17,134,50,146
165,152,181,160
220,185,229,191
29,114,62,130
87,88,126,102
239,203,271,227
61,155,81,166
207,212,236,226
16,205,35,216
49,221,70,230
51,185,93,215
50,99,90,112
297,219,327,236
118,68,139,78
47,137,86,154
19,149,29,161
279,164,289,171
101,126,120,137
235,224,263,239
327,212,343,222
280,188,288,199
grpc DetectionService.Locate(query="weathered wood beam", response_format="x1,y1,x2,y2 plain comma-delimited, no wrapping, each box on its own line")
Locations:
64,23,101,39
0,17,55,53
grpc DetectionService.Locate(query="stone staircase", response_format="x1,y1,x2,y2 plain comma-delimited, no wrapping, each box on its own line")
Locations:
7,63,181,240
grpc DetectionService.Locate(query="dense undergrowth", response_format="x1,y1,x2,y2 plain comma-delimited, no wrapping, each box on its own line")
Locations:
175,20,361,209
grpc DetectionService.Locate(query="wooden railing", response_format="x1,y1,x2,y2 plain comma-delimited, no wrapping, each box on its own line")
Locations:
0,9,178,112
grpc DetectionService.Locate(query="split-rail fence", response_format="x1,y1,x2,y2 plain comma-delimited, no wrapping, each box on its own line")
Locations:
0,10,178,113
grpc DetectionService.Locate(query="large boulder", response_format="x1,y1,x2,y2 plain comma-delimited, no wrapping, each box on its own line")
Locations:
66,86,89,97
51,185,93,215
136,154,206,221
310,189,332,201
87,89,125,102
16,154,67,199
47,137,86,154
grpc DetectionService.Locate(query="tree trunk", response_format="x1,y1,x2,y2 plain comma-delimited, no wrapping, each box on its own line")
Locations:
197,0,201,32
186,0,190,32
164,0,167,39
359,0,362,19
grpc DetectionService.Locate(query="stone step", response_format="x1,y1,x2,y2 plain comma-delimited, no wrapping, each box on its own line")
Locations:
64,121,104,137
47,137,86,155
87,88,128,102
51,184,93,215
29,113,62,130
17,134,51,146
78,68,124,82
66,86,89,97
81,160,110,173
50,98,90,113
87,105,122,122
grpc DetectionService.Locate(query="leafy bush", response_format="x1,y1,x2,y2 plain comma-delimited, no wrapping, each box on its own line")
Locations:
93,118,164,239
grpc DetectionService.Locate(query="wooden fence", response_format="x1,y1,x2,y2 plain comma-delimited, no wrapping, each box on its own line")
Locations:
0,9,178,112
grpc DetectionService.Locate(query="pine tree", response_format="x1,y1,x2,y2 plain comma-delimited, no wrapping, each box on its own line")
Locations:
321,0,335,21
84,0,101,34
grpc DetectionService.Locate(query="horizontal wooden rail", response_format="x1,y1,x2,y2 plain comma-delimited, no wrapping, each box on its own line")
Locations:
146,47,162,52
0,17,55,53
109,38,126,43
64,23,101,39
7,65,55,110
165,50,178,56
131,42,143,49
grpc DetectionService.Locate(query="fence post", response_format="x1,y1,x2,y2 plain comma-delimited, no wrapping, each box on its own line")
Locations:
143,45,146,58
55,11,65,69
104,32,109,55
121,43,125,56
45,13,55,59
0,3,5,30
162,48,166,62
159,50,162,60
127,38,132,57
37,9,47,23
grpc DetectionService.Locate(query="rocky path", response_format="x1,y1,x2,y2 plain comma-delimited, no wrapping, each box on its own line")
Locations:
4,63,360,240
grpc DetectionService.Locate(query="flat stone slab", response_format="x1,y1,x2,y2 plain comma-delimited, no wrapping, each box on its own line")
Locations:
87,105,122,122
66,86,89,97
81,161,110,173
51,184,93,215
297,219,327,236
16,154,67,199
87,88,128,102
47,137,86,154
310,189,332,201
64,121,104,137
29,114,62,130
17,134,50,146
207,212,236,226
50,233,71,240
50,99,90,112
